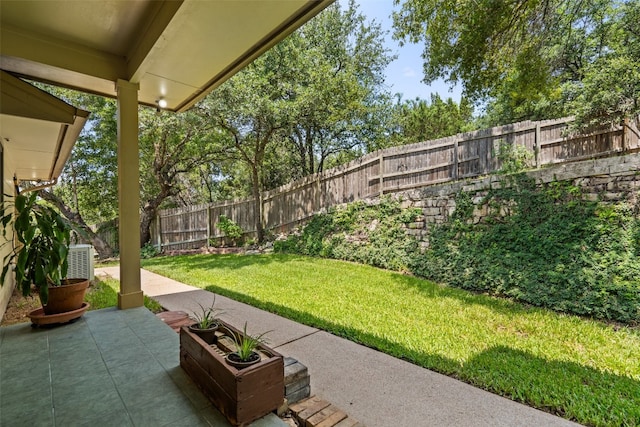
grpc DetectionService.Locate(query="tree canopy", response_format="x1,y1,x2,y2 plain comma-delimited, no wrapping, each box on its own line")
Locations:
200,0,395,242
393,0,640,127
390,94,474,145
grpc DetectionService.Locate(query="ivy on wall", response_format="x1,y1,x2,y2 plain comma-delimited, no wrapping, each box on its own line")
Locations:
411,175,640,323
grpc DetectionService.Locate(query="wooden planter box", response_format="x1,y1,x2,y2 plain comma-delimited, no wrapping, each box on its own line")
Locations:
180,321,284,426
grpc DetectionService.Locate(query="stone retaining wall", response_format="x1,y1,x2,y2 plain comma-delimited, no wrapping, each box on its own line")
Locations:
392,154,639,245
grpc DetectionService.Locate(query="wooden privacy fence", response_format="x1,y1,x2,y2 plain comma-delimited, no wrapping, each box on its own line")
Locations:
154,116,640,250
153,199,256,250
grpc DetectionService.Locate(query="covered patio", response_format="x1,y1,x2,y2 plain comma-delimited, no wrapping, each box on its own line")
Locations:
1,1,332,425
0,0,332,310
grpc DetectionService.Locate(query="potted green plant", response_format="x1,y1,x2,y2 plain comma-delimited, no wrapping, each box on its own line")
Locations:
188,299,224,343
1,192,89,317
225,322,271,369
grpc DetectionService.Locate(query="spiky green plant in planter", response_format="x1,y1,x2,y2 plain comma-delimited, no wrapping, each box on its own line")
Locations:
188,298,225,343
225,322,271,368
1,192,71,304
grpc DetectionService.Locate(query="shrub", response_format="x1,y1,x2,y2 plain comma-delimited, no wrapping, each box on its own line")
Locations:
275,197,421,272
140,242,160,259
410,176,640,323
497,142,534,174
218,215,243,245
276,175,640,324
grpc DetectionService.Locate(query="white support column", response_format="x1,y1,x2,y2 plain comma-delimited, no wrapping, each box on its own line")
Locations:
116,79,143,309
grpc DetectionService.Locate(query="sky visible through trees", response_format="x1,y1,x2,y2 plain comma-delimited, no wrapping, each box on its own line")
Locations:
353,0,463,102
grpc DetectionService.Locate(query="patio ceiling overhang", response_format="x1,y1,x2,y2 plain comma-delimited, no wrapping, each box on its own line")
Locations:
0,70,90,182
0,0,333,113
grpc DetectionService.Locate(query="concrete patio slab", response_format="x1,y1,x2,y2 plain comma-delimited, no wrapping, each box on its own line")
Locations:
0,306,286,427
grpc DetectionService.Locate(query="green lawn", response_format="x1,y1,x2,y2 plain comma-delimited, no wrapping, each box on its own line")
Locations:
85,277,163,313
142,253,640,426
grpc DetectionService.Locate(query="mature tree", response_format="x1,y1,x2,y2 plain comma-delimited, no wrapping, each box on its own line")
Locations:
201,1,394,241
390,94,474,145
286,0,395,176
563,1,640,130
36,87,226,250
32,92,118,258
392,0,639,127
200,46,291,243
392,0,564,99
137,108,224,245
36,188,115,259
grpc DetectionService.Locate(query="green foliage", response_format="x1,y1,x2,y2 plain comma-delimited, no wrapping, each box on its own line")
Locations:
40,86,227,247
142,253,640,426
392,0,565,100
275,198,421,271
392,0,639,126
564,1,640,130
276,174,639,323
201,1,395,241
85,277,162,313
52,92,119,225
230,322,271,362
140,242,160,259
191,299,223,329
390,94,476,145
497,143,534,174
1,192,70,304
285,0,396,173
410,176,640,323
218,215,243,242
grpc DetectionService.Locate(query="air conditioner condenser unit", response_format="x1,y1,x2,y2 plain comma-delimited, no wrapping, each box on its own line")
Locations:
68,244,95,280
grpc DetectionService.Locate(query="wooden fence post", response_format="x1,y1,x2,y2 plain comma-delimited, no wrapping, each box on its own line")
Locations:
155,215,162,251
379,153,384,197
206,206,211,249
453,138,459,180
623,117,630,151
535,123,541,168
316,176,321,212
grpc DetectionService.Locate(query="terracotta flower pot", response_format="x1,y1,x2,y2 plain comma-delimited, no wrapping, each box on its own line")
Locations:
43,278,90,315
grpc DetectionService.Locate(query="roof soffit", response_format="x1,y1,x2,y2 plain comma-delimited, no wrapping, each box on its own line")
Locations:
0,71,89,181
0,0,333,112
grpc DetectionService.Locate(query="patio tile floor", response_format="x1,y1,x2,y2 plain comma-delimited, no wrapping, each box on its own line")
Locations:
0,307,286,427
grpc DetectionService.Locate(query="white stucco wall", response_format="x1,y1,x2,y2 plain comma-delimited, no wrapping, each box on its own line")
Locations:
0,144,16,321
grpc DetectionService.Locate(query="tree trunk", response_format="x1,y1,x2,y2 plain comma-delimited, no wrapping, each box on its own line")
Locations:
250,166,264,243
139,206,156,247
306,127,315,174
140,192,171,247
37,189,115,259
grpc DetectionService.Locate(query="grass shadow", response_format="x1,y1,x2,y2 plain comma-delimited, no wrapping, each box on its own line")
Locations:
84,280,119,310
85,277,162,312
202,283,461,374
145,252,638,336
144,253,530,319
